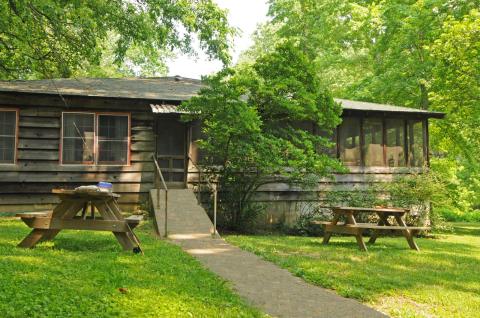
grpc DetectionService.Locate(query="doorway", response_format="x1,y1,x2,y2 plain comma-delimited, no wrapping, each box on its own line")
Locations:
155,117,188,187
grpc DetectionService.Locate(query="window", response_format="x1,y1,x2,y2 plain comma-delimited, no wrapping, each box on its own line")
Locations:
336,116,427,168
0,109,17,164
339,117,361,166
385,119,406,167
363,118,384,166
408,120,425,167
62,113,95,164
61,112,130,165
97,115,129,164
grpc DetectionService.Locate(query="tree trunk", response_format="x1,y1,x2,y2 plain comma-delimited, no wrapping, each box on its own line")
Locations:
419,83,429,110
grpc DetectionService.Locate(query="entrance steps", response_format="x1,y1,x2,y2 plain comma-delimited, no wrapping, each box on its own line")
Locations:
149,189,214,238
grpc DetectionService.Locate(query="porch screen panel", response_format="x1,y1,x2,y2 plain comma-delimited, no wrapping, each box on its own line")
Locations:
363,118,384,166
62,113,95,164
408,120,425,167
339,117,361,166
0,110,16,164
385,119,406,167
97,115,129,164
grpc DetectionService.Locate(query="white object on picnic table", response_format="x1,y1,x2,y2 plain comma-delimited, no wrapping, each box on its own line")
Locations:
75,185,110,193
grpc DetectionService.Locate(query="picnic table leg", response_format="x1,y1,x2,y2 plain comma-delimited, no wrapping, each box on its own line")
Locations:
40,201,85,243
355,232,368,252
322,215,340,245
395,215,420,251
18,229,51,248
94,200,138,252
106,200,142,254
368,214,390,244
345,212,368,251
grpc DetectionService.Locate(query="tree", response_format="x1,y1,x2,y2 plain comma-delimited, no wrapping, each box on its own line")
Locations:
182,42,343,231
430,10,480,211
0,0,234,79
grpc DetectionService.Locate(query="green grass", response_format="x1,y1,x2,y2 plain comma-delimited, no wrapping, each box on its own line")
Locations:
0,218,264,318
226,223,480,318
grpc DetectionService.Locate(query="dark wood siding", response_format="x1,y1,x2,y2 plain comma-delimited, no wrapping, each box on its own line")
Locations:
0,92,156,213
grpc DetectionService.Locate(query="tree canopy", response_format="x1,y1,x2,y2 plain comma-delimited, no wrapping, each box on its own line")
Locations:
182,42,342,230
0,0,234,79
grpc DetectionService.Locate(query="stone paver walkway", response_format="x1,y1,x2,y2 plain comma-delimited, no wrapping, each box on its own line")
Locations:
152,189,387,318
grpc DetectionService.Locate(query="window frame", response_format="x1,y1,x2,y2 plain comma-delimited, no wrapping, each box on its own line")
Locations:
60,111,131,166
0,108,19,165
95,112,131,166
336,116,428,168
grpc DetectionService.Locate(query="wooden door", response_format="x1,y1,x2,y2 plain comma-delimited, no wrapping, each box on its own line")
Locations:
155,117,187,186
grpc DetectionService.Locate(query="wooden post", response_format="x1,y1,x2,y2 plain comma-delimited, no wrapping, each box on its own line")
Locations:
164,190,168,238
213,184,218,237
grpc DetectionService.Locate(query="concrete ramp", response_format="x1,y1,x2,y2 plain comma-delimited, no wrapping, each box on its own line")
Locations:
150,189,213,238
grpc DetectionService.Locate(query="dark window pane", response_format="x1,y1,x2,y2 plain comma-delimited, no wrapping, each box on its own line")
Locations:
172,172,185,182
0,111,16,136
98,115,128,140
363,118,384,166
0,136,15,163
0,110,17,164
63,138,94,163
62,113,95,164
408,120,425,167
339,117,361,166
97,115,129,164
173,159,184,169
156,119,185,156
385,119,406,167
98,140,128,164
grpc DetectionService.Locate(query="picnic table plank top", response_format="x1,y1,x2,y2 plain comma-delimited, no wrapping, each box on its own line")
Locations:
52,189,120,198
333,206,408,213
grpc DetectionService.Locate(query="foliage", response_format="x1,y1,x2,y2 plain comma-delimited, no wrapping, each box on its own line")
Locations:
0,218,264,317
182,42,343,232
429,10,480,211
249,0,480,217
287,202,327,236
0,0,234,79
226,222,480,318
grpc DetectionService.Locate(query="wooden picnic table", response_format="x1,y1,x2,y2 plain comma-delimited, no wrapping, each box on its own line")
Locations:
314,207,429,251
16,189,143,253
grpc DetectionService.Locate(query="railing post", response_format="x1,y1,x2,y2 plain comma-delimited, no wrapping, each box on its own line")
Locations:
213,183,217,237
164,190,168,238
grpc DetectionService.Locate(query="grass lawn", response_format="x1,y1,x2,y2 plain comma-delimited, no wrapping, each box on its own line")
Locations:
226,223,480,318
0,218,265,318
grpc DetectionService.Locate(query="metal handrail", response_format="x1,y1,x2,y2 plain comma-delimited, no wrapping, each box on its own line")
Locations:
188,155,218,237
152,155,168,238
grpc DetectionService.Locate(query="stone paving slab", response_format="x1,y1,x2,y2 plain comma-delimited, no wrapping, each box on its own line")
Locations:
152,189,388,318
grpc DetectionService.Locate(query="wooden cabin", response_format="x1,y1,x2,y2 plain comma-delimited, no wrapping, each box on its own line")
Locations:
0,77,444,219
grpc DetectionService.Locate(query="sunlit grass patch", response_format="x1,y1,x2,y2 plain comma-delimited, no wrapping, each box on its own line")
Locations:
226,223,480,318
0,218,265,318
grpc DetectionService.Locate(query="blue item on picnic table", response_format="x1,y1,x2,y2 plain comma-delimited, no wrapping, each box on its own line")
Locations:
98,182,113,190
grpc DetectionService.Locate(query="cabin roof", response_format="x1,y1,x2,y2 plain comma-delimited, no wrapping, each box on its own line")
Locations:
335,98,445,118
0,77,445,118
0,76,202,101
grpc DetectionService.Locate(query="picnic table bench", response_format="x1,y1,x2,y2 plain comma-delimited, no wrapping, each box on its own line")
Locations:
16,189,143,253
313,207,430,251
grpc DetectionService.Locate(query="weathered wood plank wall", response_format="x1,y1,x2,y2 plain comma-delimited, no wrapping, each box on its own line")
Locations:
187,166,422,226
0,92,156,213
